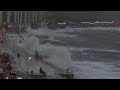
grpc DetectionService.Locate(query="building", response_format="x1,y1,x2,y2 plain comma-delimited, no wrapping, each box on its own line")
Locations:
45,11,56,22
0,11,45,24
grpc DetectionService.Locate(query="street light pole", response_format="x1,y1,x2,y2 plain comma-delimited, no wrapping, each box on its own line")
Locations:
27,59,28,79
27,57,31,79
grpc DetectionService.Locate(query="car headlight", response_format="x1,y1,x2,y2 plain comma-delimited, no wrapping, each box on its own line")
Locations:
17,77,23,79
6,77,9,79
68,69,71,72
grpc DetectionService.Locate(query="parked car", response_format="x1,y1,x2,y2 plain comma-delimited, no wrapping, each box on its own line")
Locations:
2,53,9,62
0,68,4,78
10,70,17,75
5,76,16,79
6,62,12,70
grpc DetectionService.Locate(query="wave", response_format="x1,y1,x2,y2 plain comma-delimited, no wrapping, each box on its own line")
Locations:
70,47,120,53
18,36,73,71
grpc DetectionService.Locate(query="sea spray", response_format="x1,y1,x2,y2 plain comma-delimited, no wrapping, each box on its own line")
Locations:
20,36,73,71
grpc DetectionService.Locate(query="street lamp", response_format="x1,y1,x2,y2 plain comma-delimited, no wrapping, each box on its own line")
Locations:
27,57,31,79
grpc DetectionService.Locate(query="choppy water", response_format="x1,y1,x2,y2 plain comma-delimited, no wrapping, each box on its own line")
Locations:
29,27,120,79
36,29,120,62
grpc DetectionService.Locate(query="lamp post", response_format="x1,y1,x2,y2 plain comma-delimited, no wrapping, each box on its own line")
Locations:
27,56,31,79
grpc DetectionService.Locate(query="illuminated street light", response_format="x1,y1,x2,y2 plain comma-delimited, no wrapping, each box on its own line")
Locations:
28,57,32,62
27,57,32,79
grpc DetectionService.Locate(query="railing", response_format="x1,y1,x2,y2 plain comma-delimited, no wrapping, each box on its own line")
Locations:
36,53,65,73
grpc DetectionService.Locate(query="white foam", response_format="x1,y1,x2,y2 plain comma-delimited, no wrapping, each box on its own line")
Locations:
26,27,78,39
23,36,40,55
18,35,72,70
70,47,120,53
54,27,120,33
39,44,72,70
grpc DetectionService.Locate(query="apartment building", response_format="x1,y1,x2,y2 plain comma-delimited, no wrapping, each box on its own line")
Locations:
0,11,45,24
